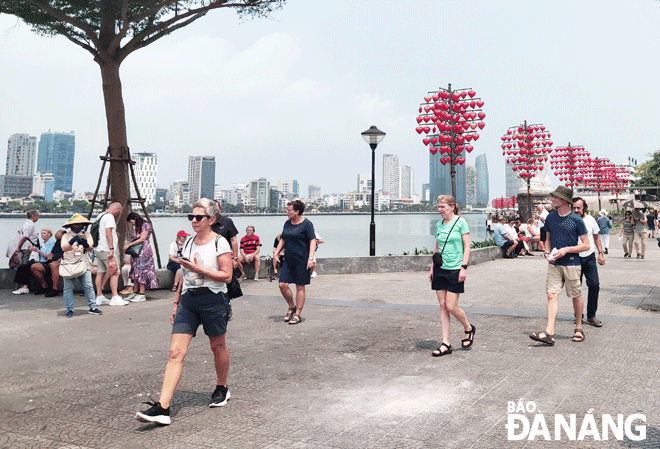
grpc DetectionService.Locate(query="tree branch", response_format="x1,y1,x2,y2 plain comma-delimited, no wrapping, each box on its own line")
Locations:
132,12,207,53
21,0,100,49
108,0,130,55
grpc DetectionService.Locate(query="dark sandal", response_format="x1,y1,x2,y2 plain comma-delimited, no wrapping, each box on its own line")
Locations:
289,314,301,325
432,343,452,357
572,328,585,342
284,308,296,322
530,331,555,346
461,324,476,349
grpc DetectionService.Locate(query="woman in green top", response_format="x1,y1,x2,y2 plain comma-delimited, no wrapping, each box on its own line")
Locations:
429,195,475,357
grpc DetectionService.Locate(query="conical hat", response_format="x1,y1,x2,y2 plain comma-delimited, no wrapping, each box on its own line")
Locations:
63,213,92,227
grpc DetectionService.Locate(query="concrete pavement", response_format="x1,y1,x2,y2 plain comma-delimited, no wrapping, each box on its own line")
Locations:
1,242,659,448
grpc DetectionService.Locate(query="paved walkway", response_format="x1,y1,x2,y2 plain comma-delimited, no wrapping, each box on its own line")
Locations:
1,243,659,448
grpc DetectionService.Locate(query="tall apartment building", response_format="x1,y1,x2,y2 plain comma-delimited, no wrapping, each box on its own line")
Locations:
188,156,215,203
168,180,189,207
382,154,400,200
277,179,299,197
6,133,37,177
357,173,372,193
475,154,489,207
308,184,322,199
399,165,414,199
37,131,75,192
131,152,157,205
422,183,430,202
249,178,270,209
505,159,523,197
429,152,466,208
32,172,55,202
466,164,477,206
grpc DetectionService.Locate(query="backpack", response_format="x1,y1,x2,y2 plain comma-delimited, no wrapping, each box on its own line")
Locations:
90,212,107,247
182,236,242,300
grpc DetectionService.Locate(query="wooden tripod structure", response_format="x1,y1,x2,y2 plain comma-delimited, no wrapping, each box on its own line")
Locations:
86,146,162,269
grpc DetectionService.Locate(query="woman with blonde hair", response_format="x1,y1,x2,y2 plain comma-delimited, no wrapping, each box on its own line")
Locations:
429,195,475,357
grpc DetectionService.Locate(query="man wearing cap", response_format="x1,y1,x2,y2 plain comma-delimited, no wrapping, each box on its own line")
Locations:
94,202,126,306
572,197,605,327
167,230,189,291
60,214,102,317
530,186,589,346
632,208,647,259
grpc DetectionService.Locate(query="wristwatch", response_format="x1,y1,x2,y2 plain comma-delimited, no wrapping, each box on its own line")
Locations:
461,264,468,269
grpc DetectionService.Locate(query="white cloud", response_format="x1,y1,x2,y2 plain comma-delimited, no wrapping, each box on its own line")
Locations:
351,92,393,117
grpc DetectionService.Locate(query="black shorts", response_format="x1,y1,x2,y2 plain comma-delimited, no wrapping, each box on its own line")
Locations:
431,266,464,294
172,289,230,337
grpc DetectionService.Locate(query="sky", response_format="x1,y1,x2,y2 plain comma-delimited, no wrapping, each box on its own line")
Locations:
1,0,660,200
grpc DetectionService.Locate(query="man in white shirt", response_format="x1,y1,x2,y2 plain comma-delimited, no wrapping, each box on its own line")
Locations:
572,197,605,327
94,202,127,306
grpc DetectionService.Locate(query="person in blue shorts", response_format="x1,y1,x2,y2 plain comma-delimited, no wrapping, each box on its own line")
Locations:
274,200,316,325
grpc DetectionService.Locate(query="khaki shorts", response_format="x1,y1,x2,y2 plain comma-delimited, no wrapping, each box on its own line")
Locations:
546,264,581,298
95,250,118,273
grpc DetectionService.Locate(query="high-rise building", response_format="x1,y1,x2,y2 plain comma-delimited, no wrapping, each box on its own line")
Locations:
0,175,34,198
357,173,372,193
382,154,400,199
131,152,157,205
475,154,489,207
505,159,523,197
308,184,322,199
168,180,189,207
32,172,55,202
37,131,75,192
399,165,414,199
466,165,477,206
422,183,430,202
429,153,466,208
277,179,299,197
6,133,37,177
250,178,270,209
188,156,215,203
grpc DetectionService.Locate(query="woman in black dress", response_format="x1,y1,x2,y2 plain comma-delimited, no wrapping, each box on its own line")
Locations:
273,200,316,325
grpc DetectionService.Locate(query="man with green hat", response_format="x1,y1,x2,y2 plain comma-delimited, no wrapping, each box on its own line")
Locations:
530,185,589,346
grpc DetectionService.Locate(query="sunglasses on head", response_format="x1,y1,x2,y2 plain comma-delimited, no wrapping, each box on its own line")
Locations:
187,214,210,222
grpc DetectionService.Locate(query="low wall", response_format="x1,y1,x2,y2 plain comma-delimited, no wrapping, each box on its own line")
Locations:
0,247,502,289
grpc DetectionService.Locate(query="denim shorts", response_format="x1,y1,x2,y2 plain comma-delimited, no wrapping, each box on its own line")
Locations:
172,289,229,337
431,266,464,294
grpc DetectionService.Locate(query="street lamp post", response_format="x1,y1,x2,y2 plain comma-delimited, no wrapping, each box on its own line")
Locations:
361,126,386,256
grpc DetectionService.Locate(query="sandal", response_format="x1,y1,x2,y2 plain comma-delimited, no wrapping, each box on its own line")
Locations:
530,331,555,346
572,328,585,342
432,343,452,357
587,317,603,327
461,324,476,349
289,314,301,325
283,308,296,322
171,284,179,292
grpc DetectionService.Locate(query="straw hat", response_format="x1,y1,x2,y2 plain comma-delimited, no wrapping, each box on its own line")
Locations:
63,213,92,227
599,209,608,216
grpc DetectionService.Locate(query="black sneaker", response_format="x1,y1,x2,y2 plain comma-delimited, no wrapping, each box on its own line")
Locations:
88,308,103,315
65,310,74,318
209,385,231,407
45,290,59,297
136,400,170,425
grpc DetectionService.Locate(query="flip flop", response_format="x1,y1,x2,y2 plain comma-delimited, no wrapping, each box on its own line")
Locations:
530,331,555,346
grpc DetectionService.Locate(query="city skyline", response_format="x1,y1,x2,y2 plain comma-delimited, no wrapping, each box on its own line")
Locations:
2,2,660,199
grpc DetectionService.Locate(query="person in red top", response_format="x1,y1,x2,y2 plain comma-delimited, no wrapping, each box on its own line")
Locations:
238,226,261,280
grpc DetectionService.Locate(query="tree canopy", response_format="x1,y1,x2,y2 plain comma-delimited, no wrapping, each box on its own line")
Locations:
633,150,660,193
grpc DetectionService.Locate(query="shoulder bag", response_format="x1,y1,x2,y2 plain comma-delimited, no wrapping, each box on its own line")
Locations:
59,254,87,279
432,217,460,268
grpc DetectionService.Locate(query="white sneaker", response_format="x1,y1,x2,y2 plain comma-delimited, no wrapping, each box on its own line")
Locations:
12,286,29,295
96,296,111,305
253,277,259,281
109,296,129,306
130,294,146,302
126,293,136,300
310,272,317,278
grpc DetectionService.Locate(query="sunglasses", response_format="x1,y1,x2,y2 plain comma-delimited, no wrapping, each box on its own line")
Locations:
187,214,210,222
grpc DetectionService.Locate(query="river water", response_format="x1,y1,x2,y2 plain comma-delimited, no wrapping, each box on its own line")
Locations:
0,213,488,268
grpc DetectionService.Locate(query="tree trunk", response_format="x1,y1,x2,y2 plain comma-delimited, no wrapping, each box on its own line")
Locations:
99,59,130,253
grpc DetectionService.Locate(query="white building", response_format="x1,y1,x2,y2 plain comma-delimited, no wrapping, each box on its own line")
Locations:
32,172,54,201
131,152,157,205
308,184,322,199
382,154,400,200
168,180,189,208
6,133,37,177
357,173,372,193
466,164,477,206
277,179,299,197
399,165,414,199
224,184,249,206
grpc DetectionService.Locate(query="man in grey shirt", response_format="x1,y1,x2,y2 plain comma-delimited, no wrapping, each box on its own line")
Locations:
632,208,647,259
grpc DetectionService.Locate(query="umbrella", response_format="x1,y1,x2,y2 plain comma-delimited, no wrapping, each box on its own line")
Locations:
621,199,647,209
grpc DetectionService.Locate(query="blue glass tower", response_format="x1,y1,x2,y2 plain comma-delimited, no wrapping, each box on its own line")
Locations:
475,154,489,207
37,131,75,192
429,152,466,208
